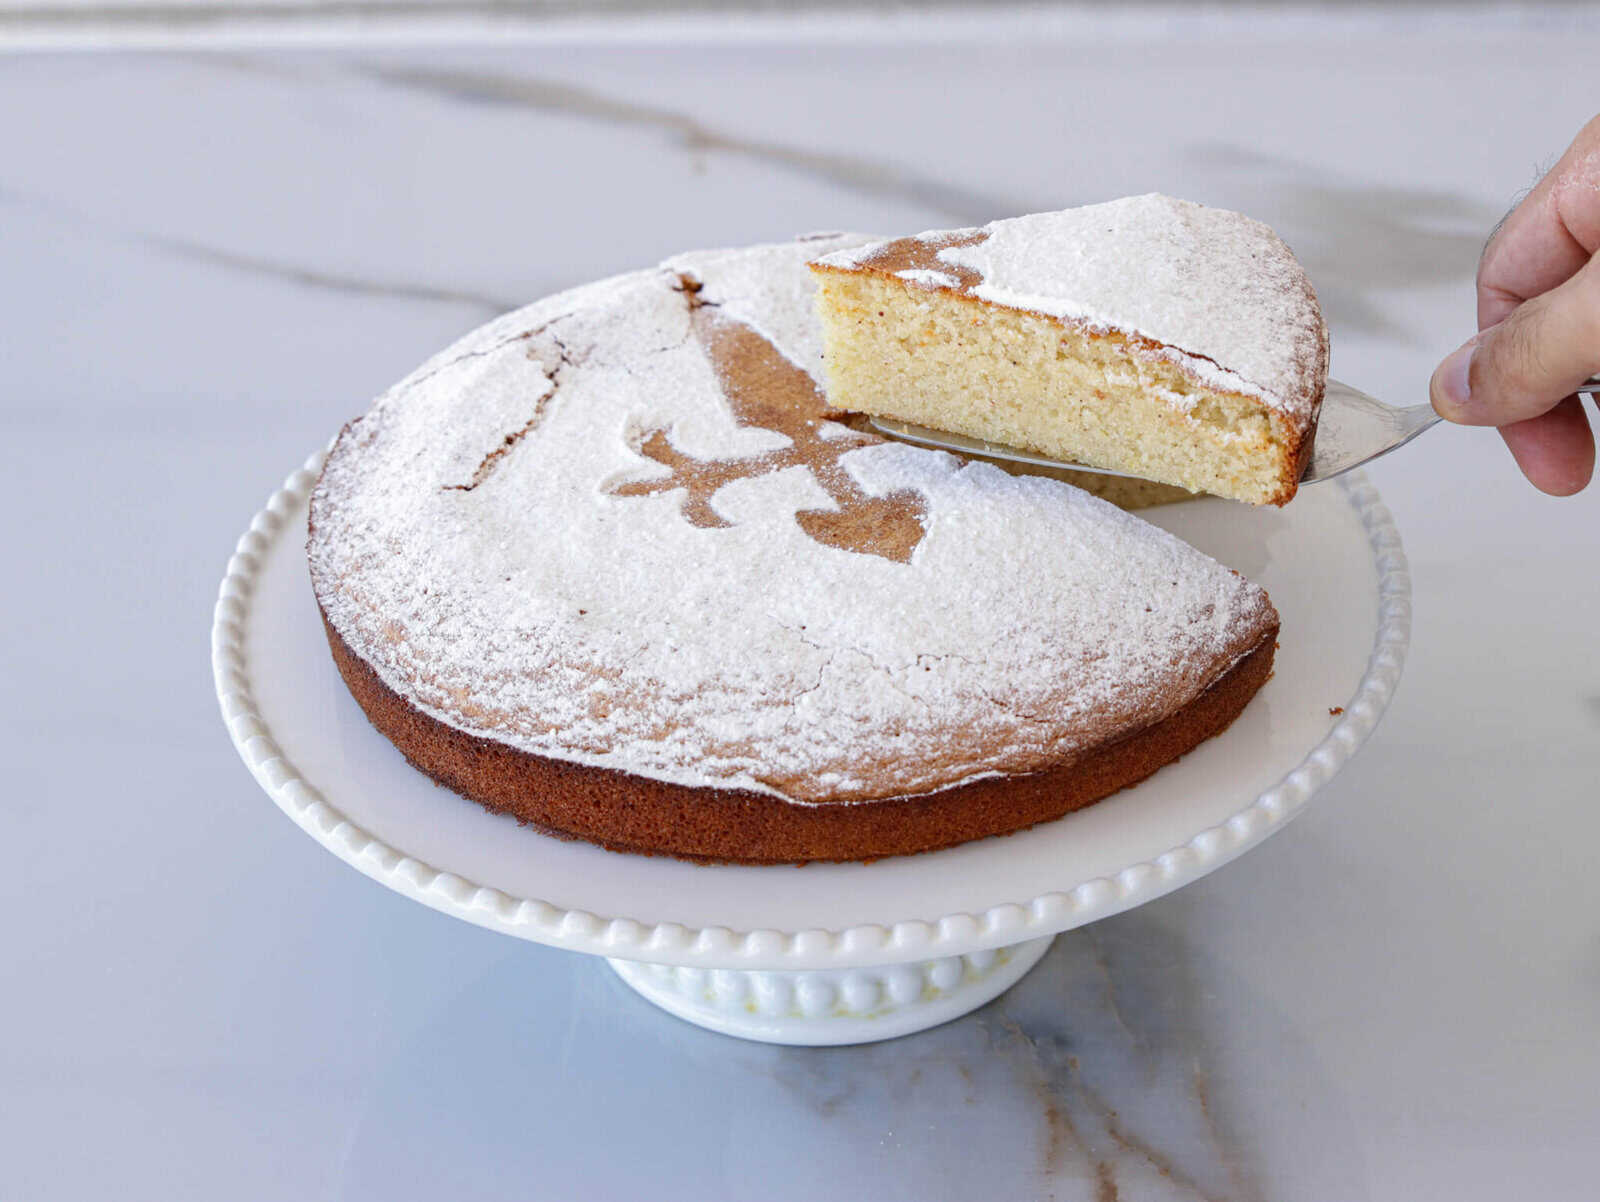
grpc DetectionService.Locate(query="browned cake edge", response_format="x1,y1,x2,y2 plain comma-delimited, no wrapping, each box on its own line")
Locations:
318,605,1278,865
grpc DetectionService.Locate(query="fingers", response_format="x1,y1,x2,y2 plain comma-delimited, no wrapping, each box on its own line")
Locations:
1432,247,1600,426
1497,396,1596,496
1438,116,1600,493
1477,114,1600,329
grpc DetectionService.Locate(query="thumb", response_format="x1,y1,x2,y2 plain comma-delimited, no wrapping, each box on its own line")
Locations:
1431,247,1600,427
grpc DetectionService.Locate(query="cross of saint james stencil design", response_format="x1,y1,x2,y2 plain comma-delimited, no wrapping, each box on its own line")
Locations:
607,292,929,564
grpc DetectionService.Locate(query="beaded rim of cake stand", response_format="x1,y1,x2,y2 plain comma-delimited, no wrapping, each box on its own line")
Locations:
213,446,1411,971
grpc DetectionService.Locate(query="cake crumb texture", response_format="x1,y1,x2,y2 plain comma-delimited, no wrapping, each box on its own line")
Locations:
810,196,1328,505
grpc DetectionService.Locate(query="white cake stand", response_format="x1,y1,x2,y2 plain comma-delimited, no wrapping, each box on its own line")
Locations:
213,450,1409,1046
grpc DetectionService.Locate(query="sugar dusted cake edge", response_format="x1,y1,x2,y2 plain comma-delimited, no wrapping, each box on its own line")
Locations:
319,600,1277,865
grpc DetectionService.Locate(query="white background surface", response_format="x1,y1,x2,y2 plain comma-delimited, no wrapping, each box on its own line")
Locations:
4,10,1598,1200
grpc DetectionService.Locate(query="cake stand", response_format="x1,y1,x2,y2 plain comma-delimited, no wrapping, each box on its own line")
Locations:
213,450,1409,1045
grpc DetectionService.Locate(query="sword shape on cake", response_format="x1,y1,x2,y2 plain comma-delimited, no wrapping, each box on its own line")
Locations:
608,297,928,564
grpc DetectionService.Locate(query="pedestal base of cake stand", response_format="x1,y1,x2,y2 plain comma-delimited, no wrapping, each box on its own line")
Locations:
607,936,1053,1045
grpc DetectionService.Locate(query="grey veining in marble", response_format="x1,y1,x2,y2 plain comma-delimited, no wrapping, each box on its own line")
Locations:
359,63,1027,221
330,913,1279,1202
2,180,518,313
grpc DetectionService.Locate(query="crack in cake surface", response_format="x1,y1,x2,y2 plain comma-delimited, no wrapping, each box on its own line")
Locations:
441,325,578,492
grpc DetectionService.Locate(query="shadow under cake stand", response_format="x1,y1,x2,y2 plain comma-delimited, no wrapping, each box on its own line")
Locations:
214,451,1409,1046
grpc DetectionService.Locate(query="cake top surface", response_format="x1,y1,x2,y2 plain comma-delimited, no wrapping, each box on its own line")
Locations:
309,233,1276,806
811,194,1327,423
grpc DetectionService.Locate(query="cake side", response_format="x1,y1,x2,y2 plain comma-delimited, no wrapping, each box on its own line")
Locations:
319,602,1277,863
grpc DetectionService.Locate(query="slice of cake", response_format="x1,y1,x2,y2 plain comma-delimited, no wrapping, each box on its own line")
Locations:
808,195,1328,505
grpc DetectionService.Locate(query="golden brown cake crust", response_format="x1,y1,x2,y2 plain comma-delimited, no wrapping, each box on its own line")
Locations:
319,604,1277,865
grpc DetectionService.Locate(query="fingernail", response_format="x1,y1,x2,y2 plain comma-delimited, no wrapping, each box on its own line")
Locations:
1432,338,1476,419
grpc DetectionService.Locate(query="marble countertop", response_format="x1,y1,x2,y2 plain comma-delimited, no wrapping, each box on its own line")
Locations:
4,10,1598,1200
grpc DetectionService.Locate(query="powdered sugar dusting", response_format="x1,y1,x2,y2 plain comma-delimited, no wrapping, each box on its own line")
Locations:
897,268,963,289
309,235,1276,806
816,194,1327,422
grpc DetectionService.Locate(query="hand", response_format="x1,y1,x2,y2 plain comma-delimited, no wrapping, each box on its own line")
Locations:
1429,115,1600,495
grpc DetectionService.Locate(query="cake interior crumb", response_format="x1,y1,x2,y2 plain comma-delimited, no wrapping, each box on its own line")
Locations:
813,271,1298,505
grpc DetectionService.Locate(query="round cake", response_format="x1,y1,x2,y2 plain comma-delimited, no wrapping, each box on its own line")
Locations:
308,234,1279,863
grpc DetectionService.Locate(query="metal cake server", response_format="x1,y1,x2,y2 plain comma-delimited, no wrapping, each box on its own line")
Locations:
870,376,1600,485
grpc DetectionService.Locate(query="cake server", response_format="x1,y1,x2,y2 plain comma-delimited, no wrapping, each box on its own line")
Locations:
869,376,1600,486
